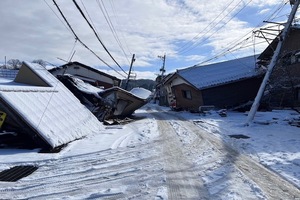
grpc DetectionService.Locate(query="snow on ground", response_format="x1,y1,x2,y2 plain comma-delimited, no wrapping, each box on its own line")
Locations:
0,103,300,199
176,107,300,187
0,108,158,166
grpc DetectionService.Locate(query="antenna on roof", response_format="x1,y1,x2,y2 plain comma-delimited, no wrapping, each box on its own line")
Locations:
69,50,76,62
57,57,68,63
68,39,77,62
245,0,300,125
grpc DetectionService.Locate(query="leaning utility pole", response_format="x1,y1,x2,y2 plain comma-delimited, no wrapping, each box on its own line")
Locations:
125,54,135,90
246,0,300,125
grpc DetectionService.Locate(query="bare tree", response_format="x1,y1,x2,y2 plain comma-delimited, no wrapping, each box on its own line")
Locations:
7,59,22,69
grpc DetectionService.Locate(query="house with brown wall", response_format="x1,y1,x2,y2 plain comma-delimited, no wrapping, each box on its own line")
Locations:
162,56,264,112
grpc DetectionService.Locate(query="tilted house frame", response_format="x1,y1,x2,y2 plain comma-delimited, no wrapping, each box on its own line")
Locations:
163,56,264,112
258,26,300,108
0,62,104,150
50,61,121,89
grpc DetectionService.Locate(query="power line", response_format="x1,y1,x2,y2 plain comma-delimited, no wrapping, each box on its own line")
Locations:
265,0,289,22
52,0,126,78
72,0,128,75
177,0,237,54
178,0,247,54
79,0,103,41
177,0,287,59
43,0,71,34
195,0,288,65
109,0,133,55
96,0,131,65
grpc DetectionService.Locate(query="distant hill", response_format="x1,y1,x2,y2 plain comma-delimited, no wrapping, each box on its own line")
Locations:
120,79,156,91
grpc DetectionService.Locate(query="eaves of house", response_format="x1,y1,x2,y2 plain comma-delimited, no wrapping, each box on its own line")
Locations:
162,72,199,91
50,61,121,84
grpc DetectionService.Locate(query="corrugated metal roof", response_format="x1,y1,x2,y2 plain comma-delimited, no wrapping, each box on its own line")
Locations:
0,69,18,79
177,56,261,89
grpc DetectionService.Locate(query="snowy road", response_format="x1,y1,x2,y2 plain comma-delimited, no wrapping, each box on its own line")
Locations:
150,106,300,199
0,105,300,199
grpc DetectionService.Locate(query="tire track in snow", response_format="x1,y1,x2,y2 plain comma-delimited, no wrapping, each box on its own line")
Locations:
0,139,165,199
150,110,210,199
187,120,300,199
150,107,300,199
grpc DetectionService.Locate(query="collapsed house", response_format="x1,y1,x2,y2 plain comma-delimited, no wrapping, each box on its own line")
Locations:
49,61,151,121
0,62,104,150
258,26,300,108
161,56,264,112
56,74,151,121
100,86,152,118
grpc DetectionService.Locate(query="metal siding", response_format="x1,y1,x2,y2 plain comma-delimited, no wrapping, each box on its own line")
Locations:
201,77,263,108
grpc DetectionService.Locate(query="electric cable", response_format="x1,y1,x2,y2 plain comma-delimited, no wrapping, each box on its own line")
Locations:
178,0,247,54
52,0,126,78
43,0,72,35
72,0,128,75
109,0,133,55
177,0,237,54
181,0,254,55
97,0,131,65
196,0,288,66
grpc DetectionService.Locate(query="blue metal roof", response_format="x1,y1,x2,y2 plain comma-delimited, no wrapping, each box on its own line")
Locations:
178,56,261,89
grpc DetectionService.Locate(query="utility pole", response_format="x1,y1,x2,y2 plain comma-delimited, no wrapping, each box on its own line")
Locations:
246,0,300,125
158,54,166,77
125,54,135,90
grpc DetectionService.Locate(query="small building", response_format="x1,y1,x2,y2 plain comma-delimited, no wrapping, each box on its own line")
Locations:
0,62,103,150
163,56,264,112
258,26,300,108
50,61,121,89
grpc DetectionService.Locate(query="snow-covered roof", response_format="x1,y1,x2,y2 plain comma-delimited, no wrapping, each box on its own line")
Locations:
64,74,104,96
177,56,261,89
0,62,104,149
130,87,151,99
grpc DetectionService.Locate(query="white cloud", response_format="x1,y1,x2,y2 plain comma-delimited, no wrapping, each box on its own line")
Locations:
185,54,206,62
257,8,271,15
0,0,291,79
97,68,157,80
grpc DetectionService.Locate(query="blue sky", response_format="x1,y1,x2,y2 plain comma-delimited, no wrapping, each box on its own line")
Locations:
0,0,296,80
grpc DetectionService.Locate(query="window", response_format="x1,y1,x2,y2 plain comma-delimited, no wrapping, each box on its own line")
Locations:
182,90,192,100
